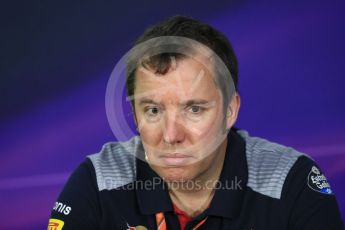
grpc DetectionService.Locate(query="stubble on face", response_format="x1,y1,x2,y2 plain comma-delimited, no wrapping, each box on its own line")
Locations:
133,56,228,183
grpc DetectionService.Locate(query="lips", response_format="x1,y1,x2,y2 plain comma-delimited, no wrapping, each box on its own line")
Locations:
159,153,193,166
163,153,190,158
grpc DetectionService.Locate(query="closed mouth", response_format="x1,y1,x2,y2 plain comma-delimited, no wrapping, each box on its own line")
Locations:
159,153,193,166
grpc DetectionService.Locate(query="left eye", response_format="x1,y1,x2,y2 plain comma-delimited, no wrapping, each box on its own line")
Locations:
188,105,202,114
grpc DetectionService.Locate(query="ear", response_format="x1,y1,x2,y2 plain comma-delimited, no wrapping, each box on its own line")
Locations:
225,92,241,129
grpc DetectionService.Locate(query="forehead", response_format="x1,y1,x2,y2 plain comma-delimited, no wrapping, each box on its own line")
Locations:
134,56,219,101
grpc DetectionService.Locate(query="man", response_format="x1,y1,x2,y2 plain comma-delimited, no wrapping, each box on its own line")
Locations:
48,16,343,230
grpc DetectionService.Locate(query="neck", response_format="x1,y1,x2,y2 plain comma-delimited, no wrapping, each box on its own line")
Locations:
168,137,228,217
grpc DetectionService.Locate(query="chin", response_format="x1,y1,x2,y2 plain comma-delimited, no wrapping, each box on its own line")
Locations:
159,167,195,183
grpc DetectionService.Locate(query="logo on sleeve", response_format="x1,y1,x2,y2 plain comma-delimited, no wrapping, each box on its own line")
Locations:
307,166,333,195
126,223,148,230
53,202,72,215
48,218,64,230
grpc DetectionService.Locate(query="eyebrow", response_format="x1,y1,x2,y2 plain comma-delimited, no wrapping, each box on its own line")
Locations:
138,99,159,106
181,99,210,107
138,98,211,106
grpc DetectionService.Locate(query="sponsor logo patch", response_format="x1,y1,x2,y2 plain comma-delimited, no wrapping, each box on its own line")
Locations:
53,202,72,215
307,166,333,195
126,223,148,230
48,218,64,230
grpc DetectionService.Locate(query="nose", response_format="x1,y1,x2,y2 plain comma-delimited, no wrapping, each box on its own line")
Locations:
162,111,185,145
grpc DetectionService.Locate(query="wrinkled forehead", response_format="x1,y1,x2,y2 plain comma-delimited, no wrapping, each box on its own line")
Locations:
134,56,220,104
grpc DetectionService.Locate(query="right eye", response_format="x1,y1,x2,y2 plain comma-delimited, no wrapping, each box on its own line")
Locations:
144,106,161,121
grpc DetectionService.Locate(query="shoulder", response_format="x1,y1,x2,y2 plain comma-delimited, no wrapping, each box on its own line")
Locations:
87,136,143,191
237,130,310,199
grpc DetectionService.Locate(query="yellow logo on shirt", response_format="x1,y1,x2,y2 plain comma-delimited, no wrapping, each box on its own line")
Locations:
47,218,64,230
127,223,148,230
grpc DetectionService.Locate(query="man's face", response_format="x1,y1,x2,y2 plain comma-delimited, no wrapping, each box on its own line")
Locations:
134,56,229,182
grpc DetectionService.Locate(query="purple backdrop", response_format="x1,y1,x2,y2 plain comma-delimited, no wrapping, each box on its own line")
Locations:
1,0,344,229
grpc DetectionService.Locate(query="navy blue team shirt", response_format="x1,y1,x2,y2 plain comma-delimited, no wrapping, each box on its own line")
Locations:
48,129,344,229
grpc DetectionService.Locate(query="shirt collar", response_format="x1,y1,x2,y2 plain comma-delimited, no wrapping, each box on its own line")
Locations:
136,128,248,219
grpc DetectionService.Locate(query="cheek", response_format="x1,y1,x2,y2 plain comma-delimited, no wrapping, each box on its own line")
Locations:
184,112,225,158
135,112,163,149
186,110,223,140
139,123,162,146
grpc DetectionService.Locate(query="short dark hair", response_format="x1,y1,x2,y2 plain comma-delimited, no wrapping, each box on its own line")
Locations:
126,15,238,111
